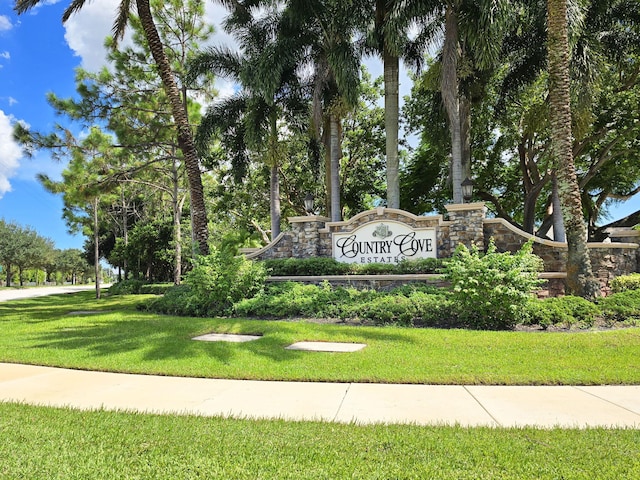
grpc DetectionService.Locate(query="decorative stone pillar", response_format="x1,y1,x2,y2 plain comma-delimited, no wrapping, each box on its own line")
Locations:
606,228,640,273
289,216,331,258
445,202,486,250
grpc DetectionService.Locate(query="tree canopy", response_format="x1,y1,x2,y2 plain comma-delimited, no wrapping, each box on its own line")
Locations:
11,0,640,295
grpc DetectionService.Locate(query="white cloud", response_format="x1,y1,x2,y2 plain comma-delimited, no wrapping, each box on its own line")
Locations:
204,4,237,51
63,0,121,72
63,1,235,80
0,110,23,198
0,97,18,106
0,15,12,32
63,1,239,107
0,51,10,60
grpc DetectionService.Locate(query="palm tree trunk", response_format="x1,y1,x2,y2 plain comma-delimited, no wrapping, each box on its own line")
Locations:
329,114,342,222
136,0,209,256
323,117,332,218
442,4,464,204
269,113,281,240
459,93,472,181
384,49,400,209
270,163,281,239
547,0,599,298
551,173,566,242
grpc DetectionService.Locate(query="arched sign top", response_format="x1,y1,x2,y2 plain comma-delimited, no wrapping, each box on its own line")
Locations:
332,220,437,264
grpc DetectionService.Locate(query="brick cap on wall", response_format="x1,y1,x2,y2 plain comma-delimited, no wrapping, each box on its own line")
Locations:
445,202,486,212
288,215,331,223
243,231,289,260
484,218,639,250
606,229,640,238
319,207,444,233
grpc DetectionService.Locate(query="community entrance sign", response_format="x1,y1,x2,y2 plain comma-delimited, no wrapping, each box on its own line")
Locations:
332,221,437,264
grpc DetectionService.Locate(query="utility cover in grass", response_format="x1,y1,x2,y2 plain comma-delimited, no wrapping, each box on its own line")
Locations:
285,342,366,352
192,333,262,343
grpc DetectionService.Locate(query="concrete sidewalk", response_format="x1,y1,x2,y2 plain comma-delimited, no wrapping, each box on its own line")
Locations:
1,363,639,428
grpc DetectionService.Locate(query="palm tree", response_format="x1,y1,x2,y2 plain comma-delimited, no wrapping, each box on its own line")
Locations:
14,0,210,255
277,0,365,221
546,0,600,298
189,7,309,241
396,0,513,204
361,0,436,208
364,1,405,209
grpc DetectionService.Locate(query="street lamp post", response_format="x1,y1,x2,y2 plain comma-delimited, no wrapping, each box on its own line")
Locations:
304,193,315,215
461,178,474,203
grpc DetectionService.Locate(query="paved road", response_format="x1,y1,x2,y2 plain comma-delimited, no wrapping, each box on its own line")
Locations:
0,285,98,302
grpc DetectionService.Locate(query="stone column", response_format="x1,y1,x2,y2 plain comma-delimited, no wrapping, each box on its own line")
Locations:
289,216,331,258
605,228,640,273
445,202,486,250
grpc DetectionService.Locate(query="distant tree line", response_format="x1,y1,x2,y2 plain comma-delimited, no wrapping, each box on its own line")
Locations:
0,219,91,287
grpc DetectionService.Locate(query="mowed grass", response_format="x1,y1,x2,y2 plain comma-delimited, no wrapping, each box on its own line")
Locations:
1,291,639,385
1,402,639,480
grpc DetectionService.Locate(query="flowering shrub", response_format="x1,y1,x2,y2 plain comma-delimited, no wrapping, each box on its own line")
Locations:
444,239,544,329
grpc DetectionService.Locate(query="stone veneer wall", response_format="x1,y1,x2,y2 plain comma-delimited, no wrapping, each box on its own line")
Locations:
484,218,639,295
246,207,453,261
444,203,485,250
244,203,640,295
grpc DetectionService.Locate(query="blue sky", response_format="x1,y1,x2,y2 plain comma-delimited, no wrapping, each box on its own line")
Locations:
0,1,638,253
0,2,84,249
0,0,232,250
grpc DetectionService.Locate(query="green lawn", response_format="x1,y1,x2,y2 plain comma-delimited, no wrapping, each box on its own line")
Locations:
1,402,639,479
2,292,639,479
1,291,639,385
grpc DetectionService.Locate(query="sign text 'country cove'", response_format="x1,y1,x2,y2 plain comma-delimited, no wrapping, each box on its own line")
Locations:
332,221,437,264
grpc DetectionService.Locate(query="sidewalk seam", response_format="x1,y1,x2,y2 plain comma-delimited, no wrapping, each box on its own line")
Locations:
463,386,502,427
572,386,640,418
333,383,352,422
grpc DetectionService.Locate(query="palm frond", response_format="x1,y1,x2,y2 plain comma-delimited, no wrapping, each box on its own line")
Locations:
112,0,133,43
187,46,244,84
62,0,90,22
13,0,44,15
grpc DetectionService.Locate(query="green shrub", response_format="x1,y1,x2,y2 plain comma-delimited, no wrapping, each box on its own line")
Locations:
598,289,640,324
341,288,452,326
610,273,640,293
260,257,446,276
143,249,266,317
347,295,416,325
396,257,447,274
234,281,450,326
110,281,173,296
525,296,600,329
350,263,397,275
109,279,146,295
409,290,456,328
262,258,351,276
138,284,199,316
237,281,359,319
444,240,544,330
139,283,173,295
